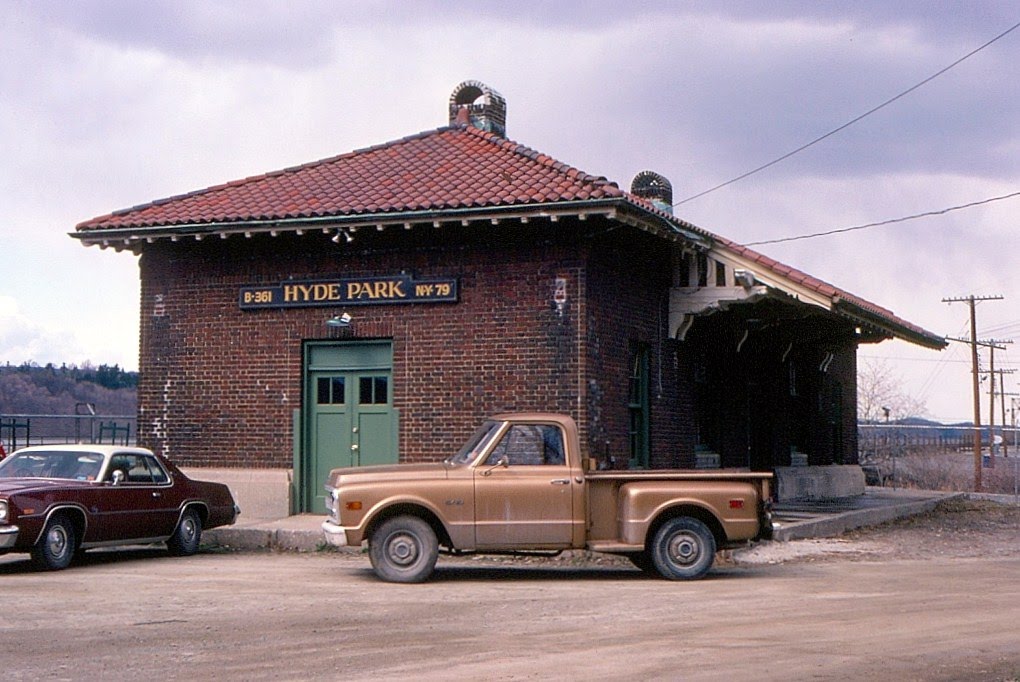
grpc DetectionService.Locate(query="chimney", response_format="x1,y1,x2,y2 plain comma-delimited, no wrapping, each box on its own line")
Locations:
449,80,507,138
630,170,674,214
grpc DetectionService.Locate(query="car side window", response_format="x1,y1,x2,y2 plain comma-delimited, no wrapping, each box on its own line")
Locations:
486,425,565,466
107,454,169,484
142,456,170,484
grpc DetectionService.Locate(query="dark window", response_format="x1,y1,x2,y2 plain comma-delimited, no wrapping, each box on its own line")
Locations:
715,262,726,287
359,376,388,405
317,377,345,405
628,344,651,469
677,254,691,287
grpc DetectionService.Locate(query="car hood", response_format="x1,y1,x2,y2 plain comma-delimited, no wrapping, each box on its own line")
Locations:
0,478,95,495
325,462,449,488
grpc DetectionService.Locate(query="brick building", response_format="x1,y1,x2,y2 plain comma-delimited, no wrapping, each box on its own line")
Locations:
73,82,944,513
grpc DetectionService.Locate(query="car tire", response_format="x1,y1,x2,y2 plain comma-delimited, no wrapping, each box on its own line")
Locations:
369,515,439,583
31,514,77,571
650,516,716,580
167,508,202,556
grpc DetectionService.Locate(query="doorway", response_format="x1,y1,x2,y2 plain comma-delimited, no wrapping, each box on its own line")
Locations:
302,340,397,512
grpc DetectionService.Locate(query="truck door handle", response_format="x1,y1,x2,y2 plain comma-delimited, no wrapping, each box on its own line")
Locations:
550,479,570,485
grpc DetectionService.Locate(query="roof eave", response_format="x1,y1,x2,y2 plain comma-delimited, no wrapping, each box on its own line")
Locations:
834,299,947,350
71,197,713,250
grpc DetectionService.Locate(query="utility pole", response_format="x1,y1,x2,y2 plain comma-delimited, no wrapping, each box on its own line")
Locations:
997,387,1019,457
943,294,1004,491
981,344,1013,468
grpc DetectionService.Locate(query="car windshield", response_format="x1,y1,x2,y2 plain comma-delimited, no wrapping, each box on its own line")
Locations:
0,450,105,481
446,421,505,465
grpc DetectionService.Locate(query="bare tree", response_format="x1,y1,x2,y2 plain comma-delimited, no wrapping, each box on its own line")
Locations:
857,359,929,422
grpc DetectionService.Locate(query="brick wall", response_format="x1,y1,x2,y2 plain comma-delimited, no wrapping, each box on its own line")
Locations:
134,216,860,473
584,231,696,468
137,222,591,468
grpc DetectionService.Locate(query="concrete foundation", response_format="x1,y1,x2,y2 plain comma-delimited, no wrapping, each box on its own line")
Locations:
180,467,292,521
774,464,866,501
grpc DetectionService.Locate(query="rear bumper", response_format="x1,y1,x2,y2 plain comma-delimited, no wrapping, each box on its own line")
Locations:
0,525,19,549
321,520,350,548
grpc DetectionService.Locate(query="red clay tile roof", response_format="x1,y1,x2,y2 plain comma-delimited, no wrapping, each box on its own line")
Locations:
73,121,944,349
76,125,626,231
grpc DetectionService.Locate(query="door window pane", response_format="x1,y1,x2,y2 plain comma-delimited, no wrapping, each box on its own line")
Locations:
317,377,345,405
359,376,388,405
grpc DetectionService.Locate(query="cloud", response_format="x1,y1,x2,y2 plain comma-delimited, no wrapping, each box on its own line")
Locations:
0,295,85,366
1,1,1017,420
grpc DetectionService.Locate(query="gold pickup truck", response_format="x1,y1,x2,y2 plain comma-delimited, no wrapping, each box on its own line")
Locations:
322,413,772,582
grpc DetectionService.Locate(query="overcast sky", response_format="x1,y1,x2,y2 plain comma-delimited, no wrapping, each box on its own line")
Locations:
1,1,1017,423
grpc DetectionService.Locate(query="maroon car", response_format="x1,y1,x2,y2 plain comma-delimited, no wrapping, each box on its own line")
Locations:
0,445,239,570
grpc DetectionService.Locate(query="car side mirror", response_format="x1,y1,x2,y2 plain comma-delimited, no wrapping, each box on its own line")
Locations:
111,469,125,485
482,455,509,476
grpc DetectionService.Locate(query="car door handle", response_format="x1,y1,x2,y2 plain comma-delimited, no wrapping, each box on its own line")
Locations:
152,492,161,498
550,479,570,485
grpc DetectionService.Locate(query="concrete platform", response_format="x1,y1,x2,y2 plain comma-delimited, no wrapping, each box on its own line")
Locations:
202,487,962,552
771,487,959,541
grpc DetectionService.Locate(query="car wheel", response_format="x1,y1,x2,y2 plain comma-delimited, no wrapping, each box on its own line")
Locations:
650,516,716,580
167,508,202,556
31,514,77,571
368,515,439,583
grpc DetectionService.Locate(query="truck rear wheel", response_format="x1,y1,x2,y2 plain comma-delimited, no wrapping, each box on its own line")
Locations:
651,516,715,580
369,515,439,583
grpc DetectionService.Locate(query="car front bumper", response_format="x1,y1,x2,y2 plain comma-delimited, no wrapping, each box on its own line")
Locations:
0,525,19,550
321,520,350,548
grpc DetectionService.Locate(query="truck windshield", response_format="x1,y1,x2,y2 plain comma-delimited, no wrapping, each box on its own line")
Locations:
446,420,504,465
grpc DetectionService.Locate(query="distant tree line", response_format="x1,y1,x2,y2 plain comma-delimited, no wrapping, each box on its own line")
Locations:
0,362,137,416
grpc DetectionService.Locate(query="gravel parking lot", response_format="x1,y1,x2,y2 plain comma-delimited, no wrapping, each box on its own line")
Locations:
1,498,1018,681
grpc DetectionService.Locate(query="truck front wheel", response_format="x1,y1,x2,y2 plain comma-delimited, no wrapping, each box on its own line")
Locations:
651,516,716,580
369,515,439,583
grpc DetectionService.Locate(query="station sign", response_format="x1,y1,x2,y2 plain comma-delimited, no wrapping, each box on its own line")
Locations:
239,276,458,309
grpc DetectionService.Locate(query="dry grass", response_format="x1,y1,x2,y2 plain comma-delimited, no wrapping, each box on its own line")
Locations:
876,449,1020,495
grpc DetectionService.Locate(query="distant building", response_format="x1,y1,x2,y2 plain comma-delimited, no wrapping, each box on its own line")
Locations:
73,81,945,512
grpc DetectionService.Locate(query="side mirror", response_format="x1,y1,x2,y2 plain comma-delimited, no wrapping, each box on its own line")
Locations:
111,469,125,485
482,455,509,475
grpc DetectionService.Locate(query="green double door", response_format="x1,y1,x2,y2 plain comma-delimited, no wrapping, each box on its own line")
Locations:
303,341,397,512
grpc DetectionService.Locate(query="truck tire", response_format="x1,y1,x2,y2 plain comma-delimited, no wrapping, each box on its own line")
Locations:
369,515,439,583
650,516,716,580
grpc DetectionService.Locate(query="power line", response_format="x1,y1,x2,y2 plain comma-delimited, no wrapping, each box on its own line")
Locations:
742,190,1020,246
674,19,1020,206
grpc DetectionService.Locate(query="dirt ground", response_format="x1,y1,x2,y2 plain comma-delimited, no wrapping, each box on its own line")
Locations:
1,498,1019,681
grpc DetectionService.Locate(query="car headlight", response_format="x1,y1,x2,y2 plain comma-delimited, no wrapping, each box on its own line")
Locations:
0,500,8,524
324,487,340,516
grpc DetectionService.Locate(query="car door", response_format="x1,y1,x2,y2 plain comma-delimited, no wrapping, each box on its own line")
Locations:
96,453,180,542
473,423,575,549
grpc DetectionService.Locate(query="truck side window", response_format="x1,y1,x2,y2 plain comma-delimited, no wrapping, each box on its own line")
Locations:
486,425,565,466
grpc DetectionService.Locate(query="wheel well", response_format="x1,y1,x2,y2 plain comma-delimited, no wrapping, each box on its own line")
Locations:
45,507,86,544
181,503,209,526
645,505,725,550
364,504,451,548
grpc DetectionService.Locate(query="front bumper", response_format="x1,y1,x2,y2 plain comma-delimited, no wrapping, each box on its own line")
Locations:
0,525,19,550
321,520,350,548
